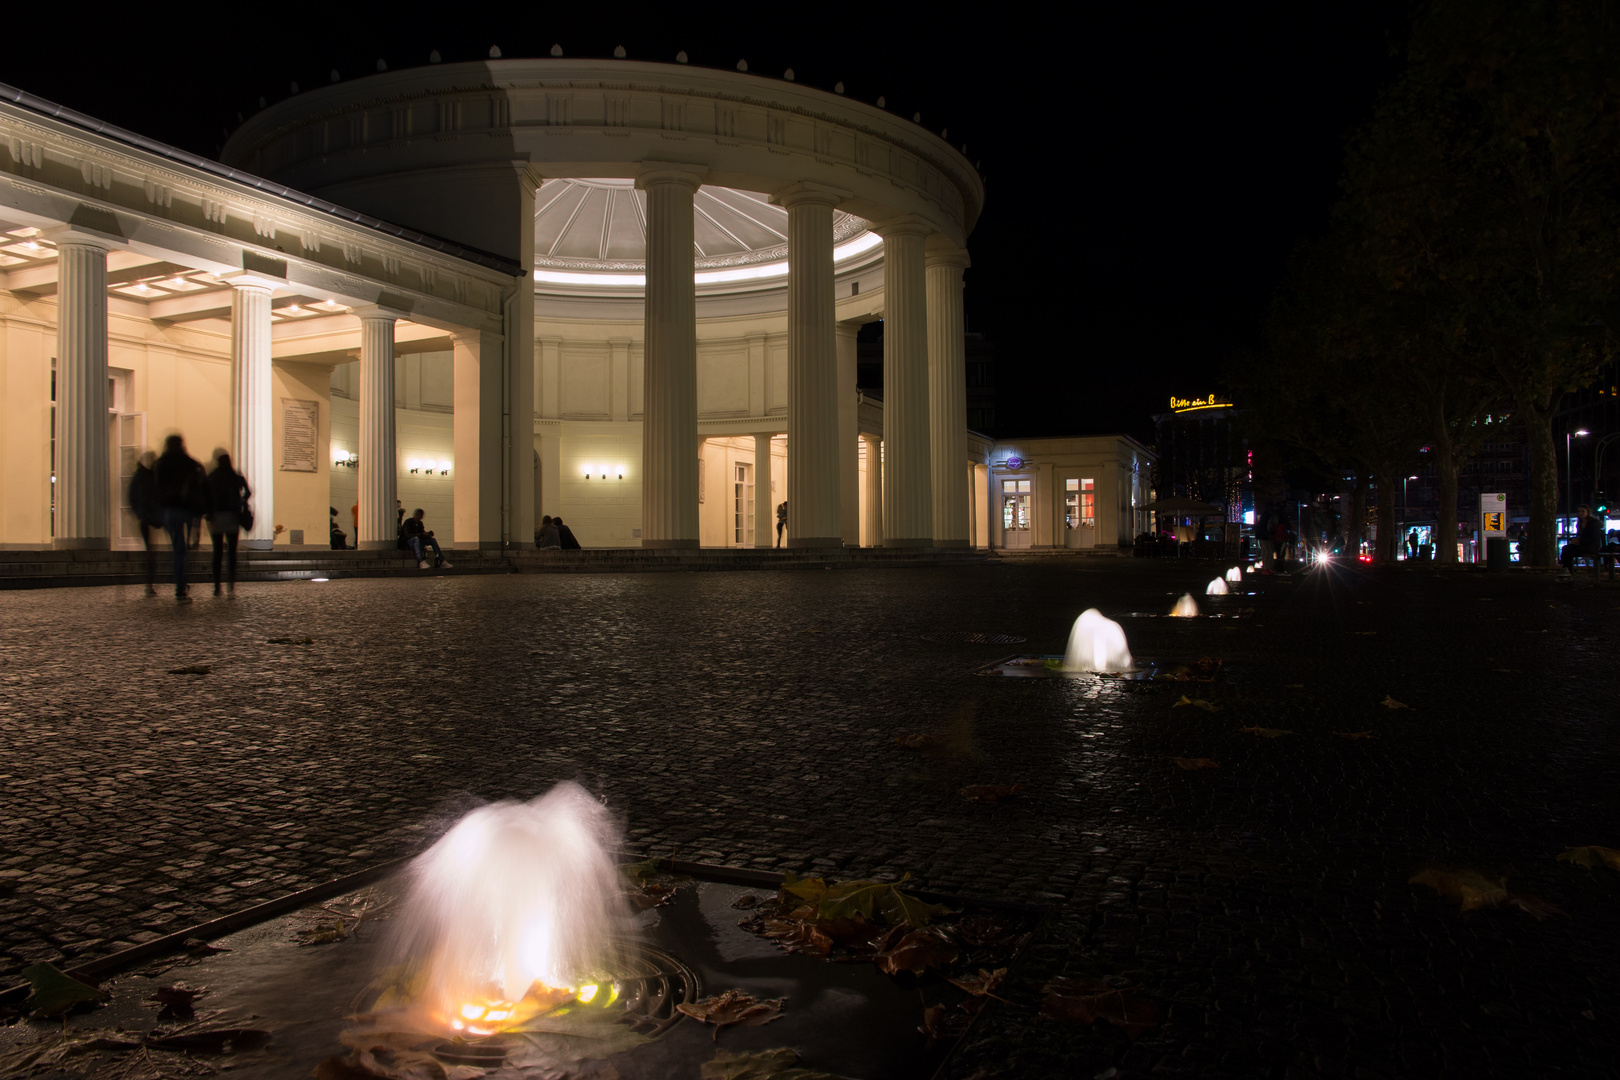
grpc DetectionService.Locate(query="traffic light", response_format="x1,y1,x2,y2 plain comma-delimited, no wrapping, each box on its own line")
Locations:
1594,492,1610,515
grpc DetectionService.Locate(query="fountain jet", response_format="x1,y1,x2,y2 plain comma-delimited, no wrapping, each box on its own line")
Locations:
1170,593,1199,617
1206,577,1229,595
1063,609,1134,672
1224,566,1242,582
385,782,631,1032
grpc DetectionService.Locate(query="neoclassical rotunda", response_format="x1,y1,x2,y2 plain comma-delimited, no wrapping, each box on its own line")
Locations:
221,56,984,551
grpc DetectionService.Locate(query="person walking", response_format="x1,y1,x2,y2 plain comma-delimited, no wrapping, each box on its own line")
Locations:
128,450,161,596
206,452,251,595
153,434,207,603
400,508,452,569
775,500,788,548
554,516,582,550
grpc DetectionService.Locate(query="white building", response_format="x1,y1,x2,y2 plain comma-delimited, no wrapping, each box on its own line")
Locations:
1,61,1149,555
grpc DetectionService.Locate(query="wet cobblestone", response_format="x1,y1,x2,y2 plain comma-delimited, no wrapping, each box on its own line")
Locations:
1,562,1617,1078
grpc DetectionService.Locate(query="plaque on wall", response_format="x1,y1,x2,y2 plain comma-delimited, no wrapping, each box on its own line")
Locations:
281,398,319,472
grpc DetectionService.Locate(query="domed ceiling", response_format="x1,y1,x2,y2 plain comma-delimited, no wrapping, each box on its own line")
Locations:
533,178,872,276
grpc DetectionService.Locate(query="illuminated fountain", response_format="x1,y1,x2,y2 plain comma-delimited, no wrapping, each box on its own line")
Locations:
383,782,631,1036
1063,609,1134,673
1205,577,1229,596
1224,566,1242,582
1170,593,1200,617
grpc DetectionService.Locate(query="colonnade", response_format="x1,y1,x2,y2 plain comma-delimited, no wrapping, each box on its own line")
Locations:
635,168,971,549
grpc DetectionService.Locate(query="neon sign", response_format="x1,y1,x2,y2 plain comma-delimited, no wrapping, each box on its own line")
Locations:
1170,394,1232,413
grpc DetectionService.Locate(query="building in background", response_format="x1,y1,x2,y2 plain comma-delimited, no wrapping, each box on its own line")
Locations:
1151,394,1250,549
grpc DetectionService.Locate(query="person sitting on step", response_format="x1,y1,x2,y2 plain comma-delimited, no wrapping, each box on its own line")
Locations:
400,508,452,569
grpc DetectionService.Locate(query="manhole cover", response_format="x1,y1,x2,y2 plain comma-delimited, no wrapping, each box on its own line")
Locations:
920,631,1027,644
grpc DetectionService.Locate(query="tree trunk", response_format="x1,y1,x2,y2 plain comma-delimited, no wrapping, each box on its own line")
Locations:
1375,472,1399,563
1349,471,1369,556
1521,402,1560,567
1433,424,1459,565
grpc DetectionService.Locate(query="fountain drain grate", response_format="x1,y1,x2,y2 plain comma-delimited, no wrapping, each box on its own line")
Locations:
920,631,1027,644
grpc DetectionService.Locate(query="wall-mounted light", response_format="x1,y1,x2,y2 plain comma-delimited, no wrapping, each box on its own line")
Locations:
583,464,593,479
408,458,421,474
332,450,358,469
617,467,624,479
439,460,452,476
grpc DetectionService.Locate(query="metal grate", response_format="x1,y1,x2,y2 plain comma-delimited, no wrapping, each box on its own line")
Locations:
613,940,700,1037
921,631,1028,644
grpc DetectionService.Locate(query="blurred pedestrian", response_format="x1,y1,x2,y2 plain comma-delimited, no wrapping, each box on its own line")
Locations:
535,514,561,549
153,434,206,603
128,450,161,596
400,508,452,569
206,452,251,595
329,507,347,549
554,516,581,550
776,500,788,547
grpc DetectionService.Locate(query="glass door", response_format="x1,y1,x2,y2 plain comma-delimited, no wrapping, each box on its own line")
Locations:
1001,478,1031,549
1065,478,1096,548
733,463,755,547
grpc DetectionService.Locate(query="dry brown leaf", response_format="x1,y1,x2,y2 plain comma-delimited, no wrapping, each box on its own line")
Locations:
1334,731,1377,740
1557,845,1620,871
918,1003,972,1041
676,989,787,1041
1173,695,1220,711
1409,869,1566,919
957,784,1023,804
1381,696,1413,710
894,733,940,750
1039,976,1162,1040
946,967,1007,998
1171,757,1219,770
1239,726,1294,738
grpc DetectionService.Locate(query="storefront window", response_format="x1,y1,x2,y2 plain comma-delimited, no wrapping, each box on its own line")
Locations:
1002,479,1031,531
1064,478,1095,528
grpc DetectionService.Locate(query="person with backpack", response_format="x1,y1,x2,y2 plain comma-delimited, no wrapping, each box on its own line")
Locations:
206,452,251,595
153,434,207,603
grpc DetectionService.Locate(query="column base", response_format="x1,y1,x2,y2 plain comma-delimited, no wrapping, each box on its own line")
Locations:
359,540,400,551
642,538,700,550
242,539,273,552
930,538,971,549
53,537,111,551
882,537,933,549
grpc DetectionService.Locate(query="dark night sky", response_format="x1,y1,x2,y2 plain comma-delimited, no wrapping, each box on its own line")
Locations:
5,4,1408,442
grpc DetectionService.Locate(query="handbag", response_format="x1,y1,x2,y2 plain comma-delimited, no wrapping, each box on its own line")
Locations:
239,489,255,531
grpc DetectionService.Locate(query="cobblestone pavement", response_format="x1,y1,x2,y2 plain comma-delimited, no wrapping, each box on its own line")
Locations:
1,561,1617,1078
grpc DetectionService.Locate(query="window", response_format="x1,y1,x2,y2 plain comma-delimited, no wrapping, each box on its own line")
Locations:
1001,479,1031,531
1064,478,1095,528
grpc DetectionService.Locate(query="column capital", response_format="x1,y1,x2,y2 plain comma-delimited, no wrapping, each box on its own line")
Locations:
635,161,708,192
770,181,848,210
924,235,971,269
42,226,119,251
352,305,406,323
44,204,124,249
870,214,934,240
221,270,282,293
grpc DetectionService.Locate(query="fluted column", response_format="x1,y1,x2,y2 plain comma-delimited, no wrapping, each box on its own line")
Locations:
637,165,706,548
874,218,932,546
778,184,842,547
229,282,275,549
52,240,112,549
836,323,860,545
862,434,884,547
754,433,775,548
357,314,398,549
927,239,971,547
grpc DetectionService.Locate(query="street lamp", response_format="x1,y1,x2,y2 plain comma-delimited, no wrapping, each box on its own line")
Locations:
1565,429,1591,536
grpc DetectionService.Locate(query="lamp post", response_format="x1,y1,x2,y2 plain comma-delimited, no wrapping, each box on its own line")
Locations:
1565,428,1590,537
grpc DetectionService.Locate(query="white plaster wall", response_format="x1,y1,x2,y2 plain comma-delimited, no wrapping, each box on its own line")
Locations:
330,355,456,544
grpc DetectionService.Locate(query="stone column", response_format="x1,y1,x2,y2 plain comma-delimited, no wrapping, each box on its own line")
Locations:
927,239,971,547
637,165,706,548
357,313,398,549
777,184,842,547
754,433,774,548
874,218,932,546
229,281,275,549
453,328,504,548
506,169,541,548
52,240,112,549
836,323,860,546
862,434,884,547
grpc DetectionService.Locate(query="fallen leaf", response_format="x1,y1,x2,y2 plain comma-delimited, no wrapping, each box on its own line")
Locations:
1557,846,1620,871
1409,869,1566,919
1334,731,1377,740
1239,726,1294,738
677,990,787,1041
167,664,212,675
874,927,958,975
21,961,109,1017
957,784,1023,804
894,732,940,750
144,1027,272,1053
1039,976,1162,1040
1171,757,1219,770
701,1046,855,1080
297,920,348,945
317,1043,449,1080
918,1003,972,1041
1173,695,1220,712
148,982,206,1019
947,967,1007,998
785,873,952,927
1381,696,1413,710
184,937,230,956
731,893,763,909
